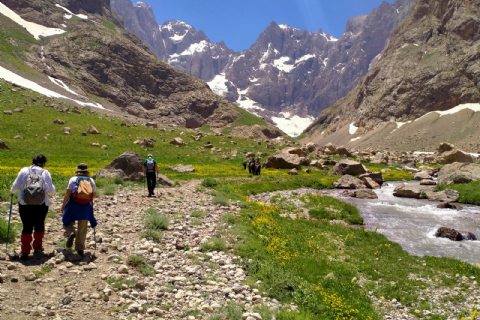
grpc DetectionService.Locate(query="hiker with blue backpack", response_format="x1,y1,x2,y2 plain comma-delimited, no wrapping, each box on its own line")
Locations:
61,163,97,257
142,154,159,197
10,155,56,260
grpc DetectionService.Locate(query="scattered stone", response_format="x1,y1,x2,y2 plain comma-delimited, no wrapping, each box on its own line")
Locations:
334,175,366,189
288,168,298,175
24,273,37,281
87,125,100,134
0,139,9,150
91,143,100,146
414,171,432,181
361,177,381,189
393,183,435,199
54,119,65,125
420,179,437,185
435,227,476,241
63,127,71,135
101,145,108,149
158,174,175,187
3,110,12,115
329,160,367,176
170,137,186,146
13,135,22,139
118,265,129,274
437,202,462,209
93,152,144,181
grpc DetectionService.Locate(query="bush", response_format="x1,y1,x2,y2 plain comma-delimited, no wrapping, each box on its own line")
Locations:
113,176,125,185
221,213,236,225
140,229,162,242
103,184,116,195
308,208,331,220
0,217,16,244
139,264,155,276
191,210,206,218
201,237,227,252
127,255,146,267
190,218,203,226
145,213,169,231
202,177,219,188
212,195,229,206
208,302,243,320
145,207,159,215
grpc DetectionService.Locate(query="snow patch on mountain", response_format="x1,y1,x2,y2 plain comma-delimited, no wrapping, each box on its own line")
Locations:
272,113,315,137
181,40,208,55
55,4,88,20
0,2,65,40
236,88,264,111
349,122,358,135
295,54,316,64
170,32,188,42
207,73,229,97
0,65,105,109
273,57,294,73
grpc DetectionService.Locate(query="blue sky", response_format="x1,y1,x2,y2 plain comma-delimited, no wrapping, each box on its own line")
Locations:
144,0,395,52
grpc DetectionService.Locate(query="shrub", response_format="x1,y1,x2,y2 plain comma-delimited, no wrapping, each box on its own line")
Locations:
113,176,125,185
201,237,227,252
106,278,135,289
139,264,155,276
145,213,169,231
145,207,159,215
208,302,243,320
221,213,236,225
190,219,203,226
127,255,146,267
103,184,116,195
308,208,331,220
212,195,229,206
0,217,16,244
140,229,162,242
202,177,219,188
191,210,206,218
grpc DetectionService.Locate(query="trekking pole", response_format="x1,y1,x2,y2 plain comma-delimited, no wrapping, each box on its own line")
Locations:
144,172,146,196
5,195,13,253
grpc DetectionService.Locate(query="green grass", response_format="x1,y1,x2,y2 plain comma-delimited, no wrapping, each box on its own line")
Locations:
201,237,227,252
212,194,229,206
0,217,17,244
33,266,51,278
106,278,136,289
144,212,169,231
202,177,219,188
302,194,363,225
190,218,203,226
140,229,162,242
436,181,480,205
208,302,243,320
102,20,117,30
191,210,207,218
126,255,155,276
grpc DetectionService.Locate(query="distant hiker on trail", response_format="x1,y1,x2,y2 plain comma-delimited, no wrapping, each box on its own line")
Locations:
61,163,97,257
249,157,256,175
255,162,262,176
143,154,159,197
10,154,56,260
243,159,247,170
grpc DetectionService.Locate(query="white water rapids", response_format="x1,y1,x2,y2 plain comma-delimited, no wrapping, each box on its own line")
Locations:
338,181,480,265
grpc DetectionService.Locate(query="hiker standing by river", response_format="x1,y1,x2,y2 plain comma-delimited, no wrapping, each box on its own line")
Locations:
10,154,56,260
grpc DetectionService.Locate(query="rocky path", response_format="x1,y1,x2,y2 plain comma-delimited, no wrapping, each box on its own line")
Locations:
0,181,283,320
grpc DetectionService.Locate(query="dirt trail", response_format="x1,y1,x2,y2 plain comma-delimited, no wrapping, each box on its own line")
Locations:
0,180,284,320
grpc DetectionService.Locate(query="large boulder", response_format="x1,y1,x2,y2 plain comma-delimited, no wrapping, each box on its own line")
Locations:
438,162,480,185
359,172,384,185
158,174,175,187
140,139,155,148
165,164,195,173
393,183,435,199
333,175,367,189
371,153,389,165
263,153,302,170
282,147,307,157
0,139,9,150
336,146,353,157
329,160,367,176
436,143,473,164
93,152,144,181
310,160,328,170
414,171,432,181
170,138,186,146
435,227,476,241
361,177,381,189
87,125,100,134
305,143,317,153
343,189,378,199
427,189,460,203
323,143,337,155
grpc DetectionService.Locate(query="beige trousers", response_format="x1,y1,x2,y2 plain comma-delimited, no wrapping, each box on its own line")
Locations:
66,220,88,251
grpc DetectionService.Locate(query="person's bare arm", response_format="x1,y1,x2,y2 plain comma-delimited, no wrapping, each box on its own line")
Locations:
155,164,159,174
61,189,72,213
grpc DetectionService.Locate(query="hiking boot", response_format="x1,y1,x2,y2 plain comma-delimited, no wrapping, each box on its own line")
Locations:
77,250,84,257
20,253,29,260
33,248,44,255
66,232,76,248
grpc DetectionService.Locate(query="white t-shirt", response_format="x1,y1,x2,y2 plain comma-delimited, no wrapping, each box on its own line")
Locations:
67,176,96,192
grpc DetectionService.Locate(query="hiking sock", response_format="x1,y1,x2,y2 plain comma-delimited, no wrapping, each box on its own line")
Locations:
32,231,45,251
21,233,33,254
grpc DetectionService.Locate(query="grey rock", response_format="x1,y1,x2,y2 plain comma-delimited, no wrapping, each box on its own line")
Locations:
329,160,367,176
170,137,186,146
393,183,435,199
427,189,460,203
263,153,302,170
87,125,100,134
0,139,9,150
438,162,480,185
165,164,195,173
334,175,366,189
93,151,145,181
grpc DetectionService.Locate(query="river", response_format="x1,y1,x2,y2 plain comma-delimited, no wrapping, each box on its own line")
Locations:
339,181,480,265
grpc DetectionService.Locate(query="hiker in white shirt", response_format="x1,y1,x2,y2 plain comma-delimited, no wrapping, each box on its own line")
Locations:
10,155,56,260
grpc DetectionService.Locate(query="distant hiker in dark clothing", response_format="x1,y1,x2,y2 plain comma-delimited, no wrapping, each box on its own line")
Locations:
243,159,247,170
10,154,56,260
249,157,256,175
143,154,159,197
255,162,262,176
61,163,97,257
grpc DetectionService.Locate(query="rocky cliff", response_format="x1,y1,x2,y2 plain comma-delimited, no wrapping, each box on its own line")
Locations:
0,0,245,129
304,0,480,152
112,0,417,136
